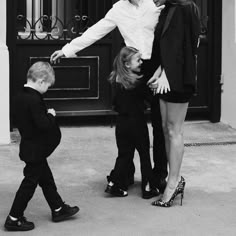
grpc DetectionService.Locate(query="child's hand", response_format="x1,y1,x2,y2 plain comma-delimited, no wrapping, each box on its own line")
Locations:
48,108,56,116
147,65,162,94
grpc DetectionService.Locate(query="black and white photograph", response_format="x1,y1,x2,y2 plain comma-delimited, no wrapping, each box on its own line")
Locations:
0,0,236,235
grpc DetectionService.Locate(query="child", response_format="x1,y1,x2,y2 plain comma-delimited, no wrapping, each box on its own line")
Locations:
105,47,159,199
4,62,79,231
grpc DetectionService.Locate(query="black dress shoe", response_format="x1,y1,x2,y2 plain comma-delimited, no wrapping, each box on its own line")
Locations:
142,188,160,199
4,216,35,231
105,184,128,197
52,203,79,222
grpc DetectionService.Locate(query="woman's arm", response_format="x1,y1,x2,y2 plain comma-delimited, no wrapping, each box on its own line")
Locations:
50,8,117,63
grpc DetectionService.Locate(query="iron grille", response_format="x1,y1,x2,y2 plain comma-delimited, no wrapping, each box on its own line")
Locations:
16,0,113,40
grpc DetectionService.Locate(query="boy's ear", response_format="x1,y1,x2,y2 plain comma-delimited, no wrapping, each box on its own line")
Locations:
37,78,45,84
34,79,43,87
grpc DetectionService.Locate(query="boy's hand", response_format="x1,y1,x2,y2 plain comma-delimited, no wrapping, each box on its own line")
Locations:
48,108,56,116
50,50,64,64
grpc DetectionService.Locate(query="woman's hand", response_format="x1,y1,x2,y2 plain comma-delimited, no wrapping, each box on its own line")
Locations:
155,70,170,94
154,0,166,8
147,65,162,85
47,108,56,116
156,3,165,12
50,50,64,64
147,68,170,95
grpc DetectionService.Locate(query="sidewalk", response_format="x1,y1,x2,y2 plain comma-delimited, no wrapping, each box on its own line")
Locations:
1,121,236,235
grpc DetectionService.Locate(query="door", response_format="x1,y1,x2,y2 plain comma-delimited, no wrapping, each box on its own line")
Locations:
8,0,121,117
7,0,221,120
188,0,222,121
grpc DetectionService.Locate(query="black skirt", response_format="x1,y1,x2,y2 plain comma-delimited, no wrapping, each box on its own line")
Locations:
159,90,193,103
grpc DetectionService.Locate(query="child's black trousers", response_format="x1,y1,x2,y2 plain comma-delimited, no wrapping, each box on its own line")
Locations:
109,114,156,190
9,160,64,218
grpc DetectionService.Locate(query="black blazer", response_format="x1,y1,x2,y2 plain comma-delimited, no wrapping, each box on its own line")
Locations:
151,2,201,92
13,87,61,163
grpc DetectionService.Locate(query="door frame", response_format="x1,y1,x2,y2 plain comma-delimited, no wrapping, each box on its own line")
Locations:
208,0,222,122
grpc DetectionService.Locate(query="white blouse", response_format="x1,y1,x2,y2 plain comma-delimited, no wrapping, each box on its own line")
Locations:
62,0,161,60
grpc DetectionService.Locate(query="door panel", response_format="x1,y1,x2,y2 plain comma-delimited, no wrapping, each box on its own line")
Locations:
15,42,114,115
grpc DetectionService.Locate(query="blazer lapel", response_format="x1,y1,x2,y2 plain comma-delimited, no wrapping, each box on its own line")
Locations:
161,6,176,37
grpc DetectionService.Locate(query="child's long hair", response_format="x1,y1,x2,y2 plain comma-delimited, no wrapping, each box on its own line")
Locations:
108,46,142,90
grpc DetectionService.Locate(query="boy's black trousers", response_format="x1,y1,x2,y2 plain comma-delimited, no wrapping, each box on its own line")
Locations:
9,160,64,218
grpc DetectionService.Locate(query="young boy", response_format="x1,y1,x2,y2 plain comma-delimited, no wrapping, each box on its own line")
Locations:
4,61,79,231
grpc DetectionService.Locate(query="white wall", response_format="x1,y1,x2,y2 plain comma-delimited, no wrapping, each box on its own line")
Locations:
0,1,10,144
221,0,236,128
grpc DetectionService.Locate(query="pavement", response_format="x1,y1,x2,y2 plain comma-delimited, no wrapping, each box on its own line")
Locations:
1,121,236,236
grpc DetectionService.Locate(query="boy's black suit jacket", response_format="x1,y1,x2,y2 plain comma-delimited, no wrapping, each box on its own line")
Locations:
151,2,201,92
13,87,61,163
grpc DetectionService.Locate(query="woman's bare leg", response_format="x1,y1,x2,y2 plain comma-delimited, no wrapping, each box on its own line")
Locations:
159,99,188,202
159,99,169,158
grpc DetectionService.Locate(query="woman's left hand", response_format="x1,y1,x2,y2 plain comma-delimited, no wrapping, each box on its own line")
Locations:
157,69,170,94
148,69,170,95
156,4,165,12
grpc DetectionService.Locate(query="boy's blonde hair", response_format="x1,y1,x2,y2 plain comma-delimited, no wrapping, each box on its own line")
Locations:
108,46,142,90
27,61,55,85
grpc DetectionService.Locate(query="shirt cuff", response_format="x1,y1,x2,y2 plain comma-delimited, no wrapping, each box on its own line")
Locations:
62,43,77,58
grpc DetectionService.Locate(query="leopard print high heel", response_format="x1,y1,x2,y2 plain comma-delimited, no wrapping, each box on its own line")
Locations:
151,176,186,207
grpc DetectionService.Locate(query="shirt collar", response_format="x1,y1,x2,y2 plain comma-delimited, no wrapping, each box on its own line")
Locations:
24,84,35,90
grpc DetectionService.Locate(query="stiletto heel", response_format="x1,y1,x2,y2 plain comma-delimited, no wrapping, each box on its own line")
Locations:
152,176,186,208
180,192,184,206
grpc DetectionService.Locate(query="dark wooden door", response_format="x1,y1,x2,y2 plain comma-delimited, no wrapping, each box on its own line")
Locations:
187,0,222,121
7,0,221,120
8,0,121,117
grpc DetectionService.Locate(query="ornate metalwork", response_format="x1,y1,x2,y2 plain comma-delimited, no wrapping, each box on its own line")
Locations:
16,14,94,40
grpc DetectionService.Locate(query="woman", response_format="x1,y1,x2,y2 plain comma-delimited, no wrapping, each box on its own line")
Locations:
148,0,201,207
50,0,168,194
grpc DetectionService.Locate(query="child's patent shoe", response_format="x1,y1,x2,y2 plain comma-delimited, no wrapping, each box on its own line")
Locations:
105,184,128,197
4,215,35,231
142,188,160,199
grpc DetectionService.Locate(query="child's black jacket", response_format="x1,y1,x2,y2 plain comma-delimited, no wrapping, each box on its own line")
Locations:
13,87,61,163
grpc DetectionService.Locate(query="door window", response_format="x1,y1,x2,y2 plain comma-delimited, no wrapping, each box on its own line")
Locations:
16,0,112,40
